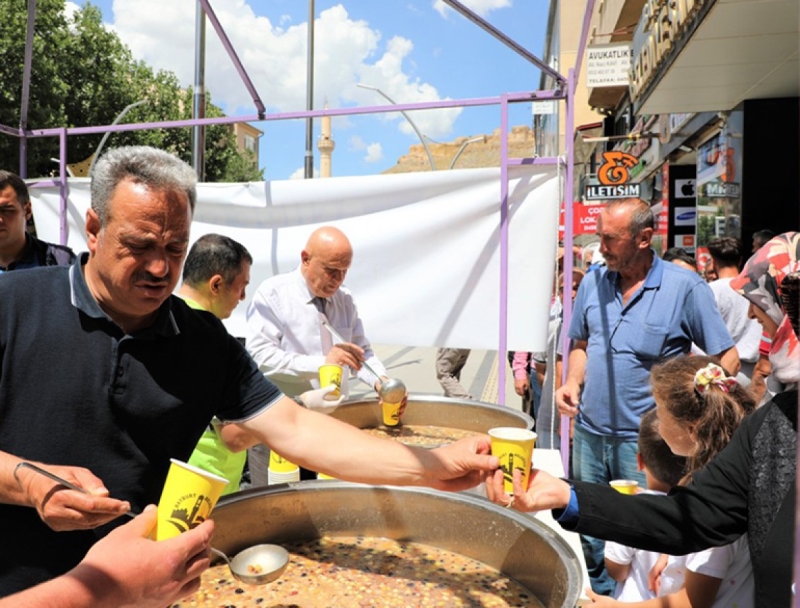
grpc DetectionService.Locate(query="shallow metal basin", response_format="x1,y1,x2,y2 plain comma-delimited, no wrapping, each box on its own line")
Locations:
213,482,582,607
330,393,534,434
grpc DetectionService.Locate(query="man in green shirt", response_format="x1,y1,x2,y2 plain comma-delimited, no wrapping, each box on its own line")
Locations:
178,233,256,494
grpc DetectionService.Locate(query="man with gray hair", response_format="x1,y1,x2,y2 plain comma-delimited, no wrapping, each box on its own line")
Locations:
555,198,739,596
0,146,496,597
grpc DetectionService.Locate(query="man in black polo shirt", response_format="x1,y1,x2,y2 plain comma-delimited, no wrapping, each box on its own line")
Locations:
0,146,497,597
0,170,75,272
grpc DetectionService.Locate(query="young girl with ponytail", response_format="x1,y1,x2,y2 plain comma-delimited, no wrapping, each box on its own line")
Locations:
586,355,756,607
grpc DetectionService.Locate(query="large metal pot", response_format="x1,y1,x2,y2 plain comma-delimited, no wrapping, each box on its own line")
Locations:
330,394,535,434
214,482,582,607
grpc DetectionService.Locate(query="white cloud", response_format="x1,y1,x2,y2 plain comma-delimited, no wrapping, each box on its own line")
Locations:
108,1,461,139
352,35,461,139
364,142,383,163
349,135,367,151
64,2,80,26
433,0,512,18
289,167,319,180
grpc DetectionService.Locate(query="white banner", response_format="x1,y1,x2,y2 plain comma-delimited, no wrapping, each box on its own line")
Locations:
29,165,561,352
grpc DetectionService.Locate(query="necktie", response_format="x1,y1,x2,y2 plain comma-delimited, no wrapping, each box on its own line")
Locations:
312,297,333,354
312,296,327,315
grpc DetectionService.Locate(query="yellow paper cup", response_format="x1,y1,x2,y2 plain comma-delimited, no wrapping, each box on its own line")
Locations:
156,459,228,541
610,479,639,495
488,427,537,494
381,399,403,426
319,364,343,400
269,450,298,474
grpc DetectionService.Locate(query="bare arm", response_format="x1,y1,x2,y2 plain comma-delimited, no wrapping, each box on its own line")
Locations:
604,558,631,583
584,567,723,608
1,506,213,608
0,451,130,531
713,345,741,377
239,397,497,491
215,422,260,453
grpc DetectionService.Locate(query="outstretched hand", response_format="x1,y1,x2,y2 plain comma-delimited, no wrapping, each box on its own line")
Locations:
585,588,622,605
424,434,498,492
484,467,572,512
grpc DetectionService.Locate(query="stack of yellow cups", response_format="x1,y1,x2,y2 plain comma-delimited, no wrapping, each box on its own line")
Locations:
268,450,300,484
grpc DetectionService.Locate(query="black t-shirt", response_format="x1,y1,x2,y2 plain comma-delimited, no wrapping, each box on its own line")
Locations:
0,256,282,595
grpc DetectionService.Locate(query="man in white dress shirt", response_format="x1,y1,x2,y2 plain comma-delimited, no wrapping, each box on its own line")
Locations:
245,226,390,482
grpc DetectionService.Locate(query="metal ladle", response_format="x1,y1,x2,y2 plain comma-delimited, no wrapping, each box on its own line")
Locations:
322,320,383,380
210,544,290,585
17,462,290,585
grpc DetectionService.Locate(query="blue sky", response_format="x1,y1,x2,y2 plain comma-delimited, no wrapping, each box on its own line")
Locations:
79,1,548,180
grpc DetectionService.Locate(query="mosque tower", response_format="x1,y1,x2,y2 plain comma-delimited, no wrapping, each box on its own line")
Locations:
317,100,335,178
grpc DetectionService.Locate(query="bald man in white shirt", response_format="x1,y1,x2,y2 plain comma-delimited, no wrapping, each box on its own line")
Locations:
245,226,390,483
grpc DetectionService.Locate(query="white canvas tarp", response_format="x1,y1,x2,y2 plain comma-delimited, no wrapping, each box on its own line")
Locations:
29,165,561,351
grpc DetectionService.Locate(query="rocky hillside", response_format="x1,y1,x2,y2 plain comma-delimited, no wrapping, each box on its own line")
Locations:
382,125,535,173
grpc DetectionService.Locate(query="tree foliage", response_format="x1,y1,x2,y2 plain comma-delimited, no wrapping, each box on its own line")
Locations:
0,0,263,181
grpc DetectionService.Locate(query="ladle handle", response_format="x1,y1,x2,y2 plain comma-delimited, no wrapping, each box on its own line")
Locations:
16,462,136,519
321,321,383,382
210,547,232,566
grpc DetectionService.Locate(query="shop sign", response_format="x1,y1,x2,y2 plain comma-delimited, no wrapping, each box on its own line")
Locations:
674,207,697,226
705,182,740,198
630,0,707,101
587,44,633,88
674,234,695,251
585,150,642,200
585,184,641,200
558,203,607,240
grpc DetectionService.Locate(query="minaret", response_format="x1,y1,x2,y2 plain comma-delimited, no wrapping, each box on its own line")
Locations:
317,100,335,178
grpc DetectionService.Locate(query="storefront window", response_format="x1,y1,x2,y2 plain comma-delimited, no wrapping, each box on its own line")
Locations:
695,111,744,256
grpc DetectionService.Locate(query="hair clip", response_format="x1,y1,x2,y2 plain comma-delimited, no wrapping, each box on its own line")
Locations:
694,362,738,395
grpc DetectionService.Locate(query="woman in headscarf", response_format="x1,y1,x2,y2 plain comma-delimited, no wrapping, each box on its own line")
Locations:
730,231,800,392
485,232,800,608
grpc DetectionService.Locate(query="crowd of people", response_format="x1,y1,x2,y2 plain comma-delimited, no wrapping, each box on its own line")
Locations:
0,147,496,606
0,145,796,608
486,223,798,608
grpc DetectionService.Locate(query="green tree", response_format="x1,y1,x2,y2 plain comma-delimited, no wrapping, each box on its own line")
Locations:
0,0,263,181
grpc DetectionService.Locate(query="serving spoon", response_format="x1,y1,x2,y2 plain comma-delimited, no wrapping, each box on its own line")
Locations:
210,544,290,585
17,462,290,585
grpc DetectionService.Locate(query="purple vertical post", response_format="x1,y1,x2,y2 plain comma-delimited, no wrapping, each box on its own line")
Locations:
59,128,68,246
497,94,510,406
559,68,578,476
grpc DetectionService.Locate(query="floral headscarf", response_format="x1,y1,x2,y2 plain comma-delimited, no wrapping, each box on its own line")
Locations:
730,232,800,385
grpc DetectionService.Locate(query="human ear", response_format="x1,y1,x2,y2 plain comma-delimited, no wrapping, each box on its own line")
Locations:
85,209,101,254
209,275,223,295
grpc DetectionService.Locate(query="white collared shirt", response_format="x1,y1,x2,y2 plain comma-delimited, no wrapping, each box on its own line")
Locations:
245,267,386,397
